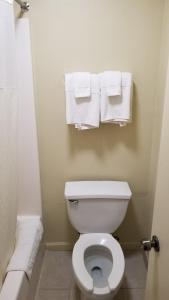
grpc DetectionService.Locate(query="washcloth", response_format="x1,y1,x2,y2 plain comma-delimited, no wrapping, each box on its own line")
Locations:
100,72,133,126
65,73,100,130
100,71,122,96
7,216,43,280
73,72,91,98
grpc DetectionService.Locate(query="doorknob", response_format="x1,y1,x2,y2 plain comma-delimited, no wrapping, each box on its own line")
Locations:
141,235,160,252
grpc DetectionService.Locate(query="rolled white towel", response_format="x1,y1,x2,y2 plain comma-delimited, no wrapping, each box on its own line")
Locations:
7,216,43,280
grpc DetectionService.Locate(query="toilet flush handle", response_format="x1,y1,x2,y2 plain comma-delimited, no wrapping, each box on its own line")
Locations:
69,199,79,204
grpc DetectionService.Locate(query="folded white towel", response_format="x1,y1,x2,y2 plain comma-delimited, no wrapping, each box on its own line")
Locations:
65,73,100,130
73,72,91,98
100,71,122,96
101,72,133,126
7,216,43,280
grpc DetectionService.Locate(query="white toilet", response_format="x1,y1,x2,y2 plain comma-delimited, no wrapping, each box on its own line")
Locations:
64,181,132,300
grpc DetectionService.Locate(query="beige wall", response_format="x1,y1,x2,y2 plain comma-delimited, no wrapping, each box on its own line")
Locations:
27,0,165,247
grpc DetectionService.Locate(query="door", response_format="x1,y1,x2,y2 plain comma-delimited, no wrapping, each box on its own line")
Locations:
145,60,169,299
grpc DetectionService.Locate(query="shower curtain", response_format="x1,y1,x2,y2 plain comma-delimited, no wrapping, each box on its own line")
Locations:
0,0,18,289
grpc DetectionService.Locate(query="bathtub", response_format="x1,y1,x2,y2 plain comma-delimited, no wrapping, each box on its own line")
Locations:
0,216,44,300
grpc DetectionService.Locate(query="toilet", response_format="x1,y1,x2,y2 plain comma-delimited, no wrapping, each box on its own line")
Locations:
64,181,132,299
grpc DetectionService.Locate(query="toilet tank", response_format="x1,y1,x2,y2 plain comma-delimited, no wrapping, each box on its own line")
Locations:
64,181,132,234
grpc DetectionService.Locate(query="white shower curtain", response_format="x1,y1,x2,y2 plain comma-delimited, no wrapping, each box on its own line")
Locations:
0,0,18,289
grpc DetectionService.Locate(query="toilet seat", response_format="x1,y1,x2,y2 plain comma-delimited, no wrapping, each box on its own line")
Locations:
72,233,125,296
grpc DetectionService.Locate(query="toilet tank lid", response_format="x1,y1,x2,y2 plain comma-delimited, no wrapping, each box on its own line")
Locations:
64,181,132,200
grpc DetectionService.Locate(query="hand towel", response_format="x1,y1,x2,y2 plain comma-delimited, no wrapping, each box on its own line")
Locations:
100,72,133,126
65,73,100,130
100,71,122,96
73,72,91,98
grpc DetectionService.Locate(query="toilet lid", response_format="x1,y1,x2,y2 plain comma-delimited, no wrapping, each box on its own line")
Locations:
72,233,125,295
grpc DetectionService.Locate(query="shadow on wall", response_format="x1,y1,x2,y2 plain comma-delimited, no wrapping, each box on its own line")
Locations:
116,200,145,244
67,84,138,159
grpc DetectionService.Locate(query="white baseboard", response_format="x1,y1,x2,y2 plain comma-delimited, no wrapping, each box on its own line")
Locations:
45,242,73,251
121,241,141,250
44,240,148,270
45,241,141,251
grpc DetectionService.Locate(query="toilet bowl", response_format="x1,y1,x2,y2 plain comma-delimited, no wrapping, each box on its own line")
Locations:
65,181,132,299
72,233,125,300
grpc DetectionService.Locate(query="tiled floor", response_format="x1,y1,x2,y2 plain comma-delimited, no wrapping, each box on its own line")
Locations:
35,250,147,300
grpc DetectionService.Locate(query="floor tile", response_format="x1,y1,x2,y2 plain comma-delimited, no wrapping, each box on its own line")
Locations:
38,250,74,289
125,288,145,300
122,250,147,289
114,289,126,300
71,288,126,300
69,284,81,300
36,250,147,300
36,289,70,300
